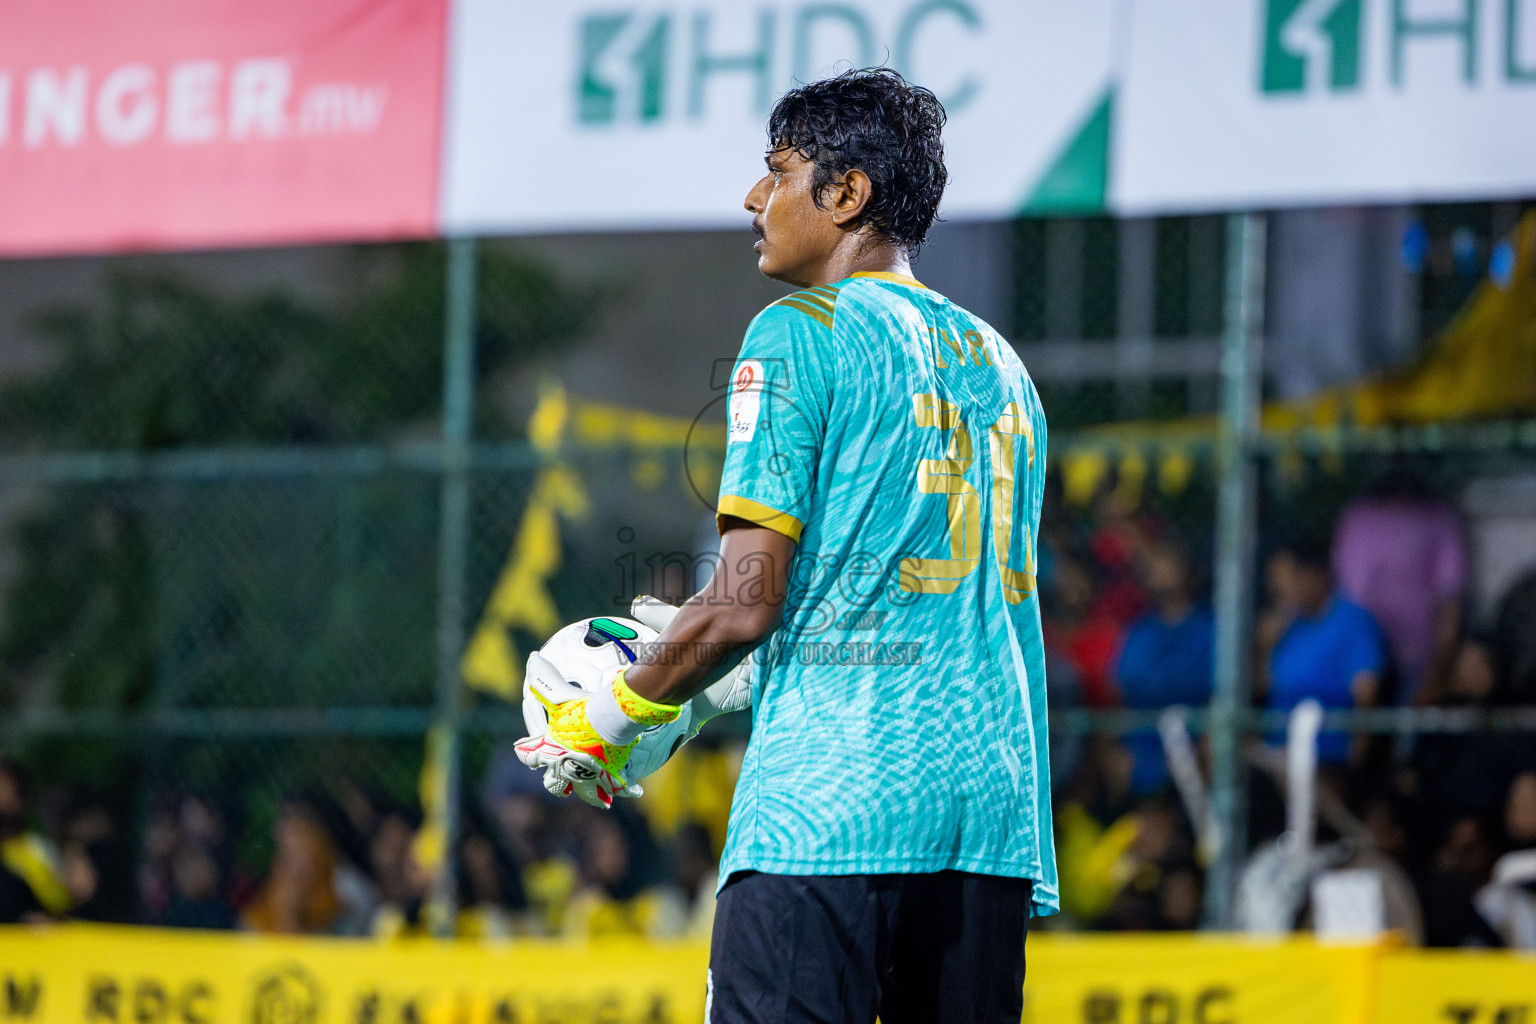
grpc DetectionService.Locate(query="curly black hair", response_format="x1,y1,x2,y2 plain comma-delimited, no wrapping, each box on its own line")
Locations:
767,68,948,256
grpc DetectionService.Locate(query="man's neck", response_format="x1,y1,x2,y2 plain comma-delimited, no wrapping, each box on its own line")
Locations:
799,237,912,287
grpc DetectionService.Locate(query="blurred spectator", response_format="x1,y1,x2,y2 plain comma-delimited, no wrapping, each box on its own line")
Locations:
482,744,579,934
139,797,180,921
563,815,634,937
1041,490,1158,709
367,803,530,939
455,808,529,939
163,845,235,930
1055,737,1139,924
243,796,377,936
1504,771,1536,850
367,809,433,938
1420,815,1503,947
0,759,69,922
1099,801,1203,932
664,822,719,939
1476,771,1536,948
1493,571,1536,705
368,801,425,930
1116,541,1215,708
1158,867,1205,932
1234,771,1425,942
1332,478,1468,705
1114,540,1215,792
243,799,340,934
164,795,239,930
1044,554,1127,708
561,813,677,939
1442,635,1505,706
1086,491,1153,629
1411,636,1531,826
1045,648,1086,791
53,791,134,923
1257,538,1388,765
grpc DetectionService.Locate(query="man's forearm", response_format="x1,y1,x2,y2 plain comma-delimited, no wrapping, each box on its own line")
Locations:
625,598,766,704
625,519,794,705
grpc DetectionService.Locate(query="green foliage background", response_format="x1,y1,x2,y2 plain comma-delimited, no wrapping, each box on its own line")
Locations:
0,244,601,802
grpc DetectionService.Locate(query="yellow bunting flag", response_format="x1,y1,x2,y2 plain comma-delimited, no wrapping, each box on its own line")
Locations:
1158,449,1196,496
460,464,588,700
1063,451,1111,507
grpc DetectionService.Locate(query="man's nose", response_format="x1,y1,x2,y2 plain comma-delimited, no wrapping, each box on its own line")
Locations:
744,176,769,211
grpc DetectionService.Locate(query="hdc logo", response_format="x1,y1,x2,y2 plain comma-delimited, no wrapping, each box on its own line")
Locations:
576,2,983,126
1261,0,1363,94
1261,0,1536,96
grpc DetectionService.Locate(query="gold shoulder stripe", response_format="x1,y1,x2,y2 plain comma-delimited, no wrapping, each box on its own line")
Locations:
769,282,841,328
788,287,836,311
788,297,833,317
774,297,834,329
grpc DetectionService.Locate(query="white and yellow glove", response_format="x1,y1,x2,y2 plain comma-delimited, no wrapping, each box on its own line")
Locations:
517,598,756,804
514,656,682,809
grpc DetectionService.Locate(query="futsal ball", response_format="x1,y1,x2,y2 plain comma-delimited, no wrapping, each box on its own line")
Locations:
546,616,656,688
520,615,695,783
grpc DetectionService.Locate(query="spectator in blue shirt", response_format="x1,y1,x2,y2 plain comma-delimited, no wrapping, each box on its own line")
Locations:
1257,537,1388,765
1115,540,1216,792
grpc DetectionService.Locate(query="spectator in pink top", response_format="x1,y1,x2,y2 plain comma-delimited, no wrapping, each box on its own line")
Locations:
1332,472,1468,706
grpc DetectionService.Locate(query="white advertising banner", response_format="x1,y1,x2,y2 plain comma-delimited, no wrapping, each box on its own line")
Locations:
1113,0,1536,212
440,0,1116,234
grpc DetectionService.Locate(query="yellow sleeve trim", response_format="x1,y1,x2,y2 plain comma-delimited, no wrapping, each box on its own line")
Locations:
716,494,804,543
850,271,927,289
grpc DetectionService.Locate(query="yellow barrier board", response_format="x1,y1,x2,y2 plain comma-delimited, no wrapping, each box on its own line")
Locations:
1374,950,1536,1023
0,926,709,1024
1023,934,1377,1024
0,926,1529,1024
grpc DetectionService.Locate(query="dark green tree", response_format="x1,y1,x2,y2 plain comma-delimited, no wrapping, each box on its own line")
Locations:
0,243,601,723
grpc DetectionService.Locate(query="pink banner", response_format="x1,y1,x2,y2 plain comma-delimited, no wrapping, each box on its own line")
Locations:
0,0,446,255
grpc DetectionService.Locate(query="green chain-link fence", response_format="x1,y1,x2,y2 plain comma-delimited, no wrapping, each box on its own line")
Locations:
3,207,1534,938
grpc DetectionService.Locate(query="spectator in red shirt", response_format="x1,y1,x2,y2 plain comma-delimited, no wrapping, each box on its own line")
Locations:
1044,553,1127,708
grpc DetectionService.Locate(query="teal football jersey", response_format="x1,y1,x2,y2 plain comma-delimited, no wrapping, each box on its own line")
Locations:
715,271,1058,916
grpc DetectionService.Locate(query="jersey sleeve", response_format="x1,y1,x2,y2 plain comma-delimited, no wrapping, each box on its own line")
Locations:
716,301,835,542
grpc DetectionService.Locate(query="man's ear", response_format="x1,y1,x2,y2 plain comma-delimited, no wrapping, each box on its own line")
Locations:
827,168,873,228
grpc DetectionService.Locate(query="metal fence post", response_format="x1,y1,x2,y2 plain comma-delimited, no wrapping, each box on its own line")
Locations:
1205,212,1266,929
428,235,479,934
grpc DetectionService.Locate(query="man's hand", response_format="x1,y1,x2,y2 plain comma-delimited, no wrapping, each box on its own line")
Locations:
515,651,682,809
514,679,634,808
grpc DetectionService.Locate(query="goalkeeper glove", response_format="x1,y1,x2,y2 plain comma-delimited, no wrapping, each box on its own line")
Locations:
514,654,682,809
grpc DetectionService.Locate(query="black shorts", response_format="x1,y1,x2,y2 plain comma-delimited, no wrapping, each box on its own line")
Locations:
706,871,1032,1024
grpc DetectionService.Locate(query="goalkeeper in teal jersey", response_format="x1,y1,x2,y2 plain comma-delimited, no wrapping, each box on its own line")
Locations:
516,68,1055,1023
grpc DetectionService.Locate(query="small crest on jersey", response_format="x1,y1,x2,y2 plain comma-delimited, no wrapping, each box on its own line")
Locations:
729,359,763,444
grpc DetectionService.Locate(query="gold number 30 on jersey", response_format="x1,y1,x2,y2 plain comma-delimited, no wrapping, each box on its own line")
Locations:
900,393,1036,604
